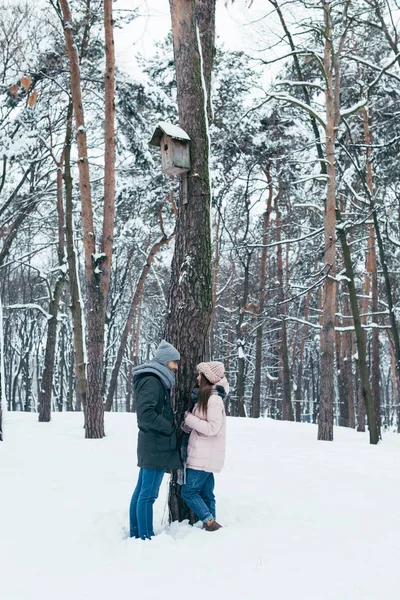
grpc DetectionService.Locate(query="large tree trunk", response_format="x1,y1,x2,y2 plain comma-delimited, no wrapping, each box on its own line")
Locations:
165,0,214,522
318,1,337,441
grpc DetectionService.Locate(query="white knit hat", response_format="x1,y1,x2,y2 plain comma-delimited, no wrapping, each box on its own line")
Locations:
196,361,225,384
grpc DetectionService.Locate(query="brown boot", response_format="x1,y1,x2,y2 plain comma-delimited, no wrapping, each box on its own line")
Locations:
203,518,222,531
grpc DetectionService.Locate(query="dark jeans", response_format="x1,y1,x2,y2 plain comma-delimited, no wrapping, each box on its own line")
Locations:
129,468,164,539
181,468,216,523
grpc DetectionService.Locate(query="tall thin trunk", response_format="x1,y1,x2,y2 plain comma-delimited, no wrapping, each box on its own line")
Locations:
387,332,399,430
318,1,337,441
336,209,379,444
341,291,355,428
38,279,64,422
64,102,87,414
295,290,312,422
251,167,273,418
102,0,116,306
372,207,400,413
274,178,293,421
38,141,67,422
363,107,381,433
236,253,251,418
210,210,220,359
225,262,235,381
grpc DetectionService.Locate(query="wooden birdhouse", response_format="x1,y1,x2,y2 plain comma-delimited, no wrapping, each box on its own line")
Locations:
149,122,191,176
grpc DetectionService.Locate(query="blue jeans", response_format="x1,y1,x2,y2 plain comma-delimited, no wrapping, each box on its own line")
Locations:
181,468,216,523
129,468,165,539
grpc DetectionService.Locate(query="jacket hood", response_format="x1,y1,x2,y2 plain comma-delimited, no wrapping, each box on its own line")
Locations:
212,376,229,398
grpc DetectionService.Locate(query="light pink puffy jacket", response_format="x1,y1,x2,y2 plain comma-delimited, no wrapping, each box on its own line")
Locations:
183,377,229,474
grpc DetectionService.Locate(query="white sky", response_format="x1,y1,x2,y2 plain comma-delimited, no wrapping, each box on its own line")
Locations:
115,0,277,79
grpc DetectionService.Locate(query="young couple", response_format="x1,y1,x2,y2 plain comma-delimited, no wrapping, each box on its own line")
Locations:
129,340,229,540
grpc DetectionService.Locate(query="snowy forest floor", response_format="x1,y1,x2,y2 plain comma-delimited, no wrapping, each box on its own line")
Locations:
1,413,400,600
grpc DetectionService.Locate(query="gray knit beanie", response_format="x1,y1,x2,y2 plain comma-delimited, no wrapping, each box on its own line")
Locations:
153,340,180,364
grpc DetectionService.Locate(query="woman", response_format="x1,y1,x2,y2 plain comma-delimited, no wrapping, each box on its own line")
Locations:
181,361,229,531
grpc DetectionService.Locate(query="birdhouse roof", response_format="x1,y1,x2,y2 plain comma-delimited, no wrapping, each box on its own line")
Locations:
149,121,190,147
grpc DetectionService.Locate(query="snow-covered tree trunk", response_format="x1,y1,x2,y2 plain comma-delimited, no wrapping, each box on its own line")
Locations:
209,210,220,360
64,103,87,413
38,145,67,422
251,168,273,418
235,253,251,418
101,0,116,316
165,0,214,521
294,289,312,423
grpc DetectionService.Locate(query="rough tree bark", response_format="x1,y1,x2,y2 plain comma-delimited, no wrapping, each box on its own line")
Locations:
195,0,216,123
165,0,214,522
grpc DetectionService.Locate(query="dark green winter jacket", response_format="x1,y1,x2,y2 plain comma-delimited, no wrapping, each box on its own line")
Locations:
134,373,182,471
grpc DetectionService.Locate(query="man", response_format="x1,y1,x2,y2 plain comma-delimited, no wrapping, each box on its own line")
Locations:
129,340,182,540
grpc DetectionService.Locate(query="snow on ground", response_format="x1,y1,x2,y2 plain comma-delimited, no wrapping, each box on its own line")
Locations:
1,412,400,600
